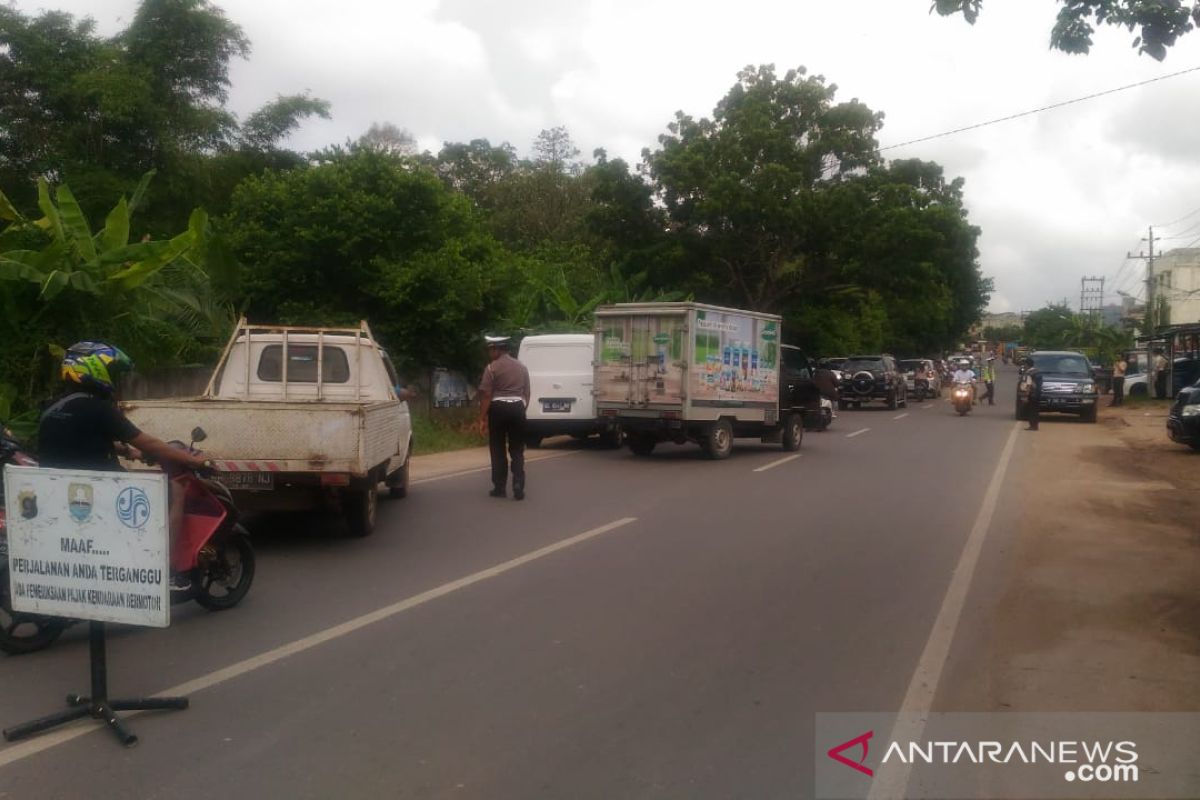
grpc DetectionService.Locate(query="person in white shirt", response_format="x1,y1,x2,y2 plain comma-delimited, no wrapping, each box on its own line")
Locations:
952,365,977,402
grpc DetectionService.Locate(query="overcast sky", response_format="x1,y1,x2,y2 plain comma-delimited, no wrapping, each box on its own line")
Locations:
18,0,1200,313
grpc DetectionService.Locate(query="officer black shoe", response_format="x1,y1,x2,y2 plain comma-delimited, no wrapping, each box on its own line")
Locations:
513,487,525,501
489,488,506,498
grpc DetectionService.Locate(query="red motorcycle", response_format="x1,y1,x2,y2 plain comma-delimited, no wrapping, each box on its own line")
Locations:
0,426,255,655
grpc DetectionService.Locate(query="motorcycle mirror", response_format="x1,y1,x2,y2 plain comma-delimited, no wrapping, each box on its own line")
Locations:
191,426,208,444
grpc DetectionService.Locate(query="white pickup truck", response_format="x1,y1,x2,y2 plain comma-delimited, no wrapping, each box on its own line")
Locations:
123,320,412,537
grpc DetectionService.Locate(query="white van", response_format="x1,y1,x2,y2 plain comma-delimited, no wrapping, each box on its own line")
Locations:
518,334,621,448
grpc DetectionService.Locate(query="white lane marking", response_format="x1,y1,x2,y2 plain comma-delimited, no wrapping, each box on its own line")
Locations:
752,454,801,473
922,404,933,410
893,413,909,420
412,450,579,485
867,423,1021,800
0,516,639,769
846,428,870,438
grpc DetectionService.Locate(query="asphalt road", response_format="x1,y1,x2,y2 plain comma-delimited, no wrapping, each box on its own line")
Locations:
1,371,1030,799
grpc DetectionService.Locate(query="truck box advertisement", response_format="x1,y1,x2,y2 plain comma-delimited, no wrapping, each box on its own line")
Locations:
692,309,778,407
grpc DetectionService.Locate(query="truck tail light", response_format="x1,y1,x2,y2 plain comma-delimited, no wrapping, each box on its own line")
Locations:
661,410,682,420
321,474,351,487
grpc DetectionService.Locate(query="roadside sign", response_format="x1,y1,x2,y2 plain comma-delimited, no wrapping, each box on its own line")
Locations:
2,466,170,628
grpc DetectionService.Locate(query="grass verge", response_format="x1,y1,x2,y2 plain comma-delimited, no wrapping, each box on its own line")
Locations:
411,409,486,455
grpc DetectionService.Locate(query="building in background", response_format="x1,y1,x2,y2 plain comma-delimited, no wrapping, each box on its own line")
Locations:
1154,249,1200,326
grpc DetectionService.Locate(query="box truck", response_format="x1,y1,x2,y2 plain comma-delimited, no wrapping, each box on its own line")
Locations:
593,302,818,458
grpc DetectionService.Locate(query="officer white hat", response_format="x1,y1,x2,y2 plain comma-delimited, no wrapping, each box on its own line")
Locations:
484,335,511,348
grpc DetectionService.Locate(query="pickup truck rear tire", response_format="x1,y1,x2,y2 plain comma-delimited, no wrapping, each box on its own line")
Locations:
782,414,803,452
346,483,378,537
703,419,734,460
386,454,410,499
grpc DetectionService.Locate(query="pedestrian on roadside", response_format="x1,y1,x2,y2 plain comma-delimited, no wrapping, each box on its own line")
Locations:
982,357,996,405
477,335,531,500
1153,349,1169,399
1110,355,1127,407
1025,367,1042,431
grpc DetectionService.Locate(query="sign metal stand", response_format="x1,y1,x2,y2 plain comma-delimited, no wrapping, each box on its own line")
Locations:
3,621,187,747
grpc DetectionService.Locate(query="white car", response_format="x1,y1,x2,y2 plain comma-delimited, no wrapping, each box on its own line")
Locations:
519,334,621,448
899,359,941,399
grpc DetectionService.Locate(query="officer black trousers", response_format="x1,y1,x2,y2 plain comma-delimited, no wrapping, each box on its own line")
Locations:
1027,396,1040,430
488,401,526,492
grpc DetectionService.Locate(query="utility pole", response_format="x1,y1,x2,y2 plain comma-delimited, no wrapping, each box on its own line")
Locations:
1127,226,1156,335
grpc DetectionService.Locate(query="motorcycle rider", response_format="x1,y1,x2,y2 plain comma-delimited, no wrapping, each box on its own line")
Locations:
951,362,977,403
38,342,210,583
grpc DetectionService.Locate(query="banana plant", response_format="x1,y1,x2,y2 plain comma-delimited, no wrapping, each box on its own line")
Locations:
0,172,204,301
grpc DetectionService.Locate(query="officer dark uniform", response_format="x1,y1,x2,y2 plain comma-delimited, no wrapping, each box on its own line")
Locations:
478,336,531,500
1026,368,1043,431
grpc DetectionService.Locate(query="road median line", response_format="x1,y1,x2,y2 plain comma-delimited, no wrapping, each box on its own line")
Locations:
893,413,909,420
846,428,870,438
0,516,639,769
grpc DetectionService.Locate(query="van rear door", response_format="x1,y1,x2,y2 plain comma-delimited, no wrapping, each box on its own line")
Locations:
523,339,595,420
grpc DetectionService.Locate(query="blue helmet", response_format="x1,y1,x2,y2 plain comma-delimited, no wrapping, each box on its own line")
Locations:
61,341,134,395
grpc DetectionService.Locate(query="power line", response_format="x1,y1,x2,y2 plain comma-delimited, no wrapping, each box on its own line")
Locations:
1154,204,1200,229
878,66,1200,152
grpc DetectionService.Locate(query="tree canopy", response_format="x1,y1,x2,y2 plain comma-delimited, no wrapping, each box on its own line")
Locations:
933,0,1200,60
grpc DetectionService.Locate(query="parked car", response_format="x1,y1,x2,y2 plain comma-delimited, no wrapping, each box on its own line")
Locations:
124,319,412,537
1167,377,1200,451
1125,356,1200,399
1016,350,1100,423
899,358,941,400
837,354,908,410
519,333,621,448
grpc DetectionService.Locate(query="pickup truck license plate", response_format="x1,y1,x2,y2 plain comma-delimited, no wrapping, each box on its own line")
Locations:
216,472,275,492
542,400,572,413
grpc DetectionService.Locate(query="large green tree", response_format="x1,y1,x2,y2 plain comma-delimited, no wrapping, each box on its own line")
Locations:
643,64,988,354
647,65,883,313
224,146,517,373
933,0,1200,60
0,0,328,233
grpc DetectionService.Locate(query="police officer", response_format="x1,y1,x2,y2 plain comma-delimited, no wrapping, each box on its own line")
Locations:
1025,363,1043,431
477,335,531,500
981,356,996,406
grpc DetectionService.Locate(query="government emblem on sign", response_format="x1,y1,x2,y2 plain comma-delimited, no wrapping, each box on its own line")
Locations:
68,483,94,522
18,489,37,519
116,486,151,529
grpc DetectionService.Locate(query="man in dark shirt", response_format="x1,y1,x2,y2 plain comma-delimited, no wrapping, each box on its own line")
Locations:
40,342,208,474
478,335,531,500
40,343,211,587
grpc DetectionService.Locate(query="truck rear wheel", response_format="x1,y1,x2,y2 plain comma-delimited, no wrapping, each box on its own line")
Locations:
703,419,734,460
346,482,379,537
782,414,803,452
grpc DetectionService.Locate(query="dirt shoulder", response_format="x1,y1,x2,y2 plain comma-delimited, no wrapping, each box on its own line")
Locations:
938,400,1200,712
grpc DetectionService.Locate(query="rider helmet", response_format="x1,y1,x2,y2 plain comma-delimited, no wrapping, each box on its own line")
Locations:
61,341,134,395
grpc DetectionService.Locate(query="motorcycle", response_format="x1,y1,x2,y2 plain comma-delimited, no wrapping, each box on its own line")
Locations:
0,426,255,655
952,382,974,416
